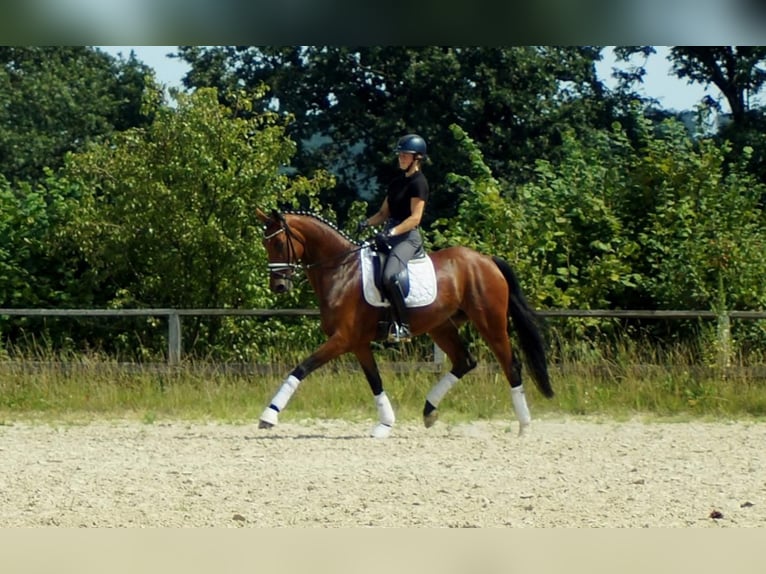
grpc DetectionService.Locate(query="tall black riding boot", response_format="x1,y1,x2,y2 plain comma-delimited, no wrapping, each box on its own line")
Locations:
386,280,412,343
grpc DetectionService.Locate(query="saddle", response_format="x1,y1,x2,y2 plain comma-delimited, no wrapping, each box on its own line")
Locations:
360,246,437,308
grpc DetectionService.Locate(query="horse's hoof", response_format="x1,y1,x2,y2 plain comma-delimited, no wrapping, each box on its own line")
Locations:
518,422,531,437
259,407,278,429
370,423,393,439
423,410,439,428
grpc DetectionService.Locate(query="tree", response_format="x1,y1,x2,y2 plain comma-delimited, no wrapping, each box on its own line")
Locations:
426,122,631,311
0,172,84,308
669,47,766,186
63,87,333,355
434,116,766,316
176,46,614,225
0,46,159,184
614,46,766,194
669,46,766,124
630,120,766,313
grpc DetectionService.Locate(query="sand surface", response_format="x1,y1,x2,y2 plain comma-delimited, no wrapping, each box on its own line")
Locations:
1,417,764,527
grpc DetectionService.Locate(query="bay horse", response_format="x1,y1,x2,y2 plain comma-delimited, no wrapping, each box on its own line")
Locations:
256,209,553,438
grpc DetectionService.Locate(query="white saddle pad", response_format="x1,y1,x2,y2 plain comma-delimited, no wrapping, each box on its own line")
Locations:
360,246,437,308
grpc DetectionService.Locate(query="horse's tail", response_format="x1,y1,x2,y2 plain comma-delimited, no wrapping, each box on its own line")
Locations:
492,256,554,398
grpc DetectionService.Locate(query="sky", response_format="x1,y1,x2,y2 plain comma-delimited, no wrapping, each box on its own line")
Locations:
98,46,726,113
597,47,727,112
99,45,188,87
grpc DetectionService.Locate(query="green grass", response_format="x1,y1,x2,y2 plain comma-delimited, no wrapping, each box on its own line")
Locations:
1,346,765,425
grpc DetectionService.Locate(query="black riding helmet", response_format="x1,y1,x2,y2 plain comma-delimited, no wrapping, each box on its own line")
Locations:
394,134,427,159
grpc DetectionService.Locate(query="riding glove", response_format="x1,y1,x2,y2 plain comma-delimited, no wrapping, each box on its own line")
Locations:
356,220,369,234
374,230,391,254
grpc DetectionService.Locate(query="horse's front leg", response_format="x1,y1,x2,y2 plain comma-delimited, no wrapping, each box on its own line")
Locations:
259,336,347,429
354,345,395,439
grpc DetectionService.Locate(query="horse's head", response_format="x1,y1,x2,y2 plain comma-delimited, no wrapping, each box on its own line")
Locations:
256,208,306,294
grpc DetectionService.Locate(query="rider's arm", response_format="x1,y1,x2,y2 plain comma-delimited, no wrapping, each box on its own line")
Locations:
366,198,390,227
389,198,425,237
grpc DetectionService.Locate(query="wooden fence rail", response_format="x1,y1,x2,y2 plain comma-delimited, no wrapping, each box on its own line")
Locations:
2,308,765,366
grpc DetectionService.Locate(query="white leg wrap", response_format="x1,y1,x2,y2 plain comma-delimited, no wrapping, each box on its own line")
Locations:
259,405,279,426
270,374,301,412
375,392,395,426
426,372,459,407
511,384,531,427
260,374,301,427
371,392,395,438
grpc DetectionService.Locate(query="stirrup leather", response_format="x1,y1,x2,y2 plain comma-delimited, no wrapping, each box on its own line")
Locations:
387,323,412,343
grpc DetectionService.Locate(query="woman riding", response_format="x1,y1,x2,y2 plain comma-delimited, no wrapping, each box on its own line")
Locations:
357,133,430,343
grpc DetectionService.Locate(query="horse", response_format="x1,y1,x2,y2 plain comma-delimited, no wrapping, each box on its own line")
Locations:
255,208,553,438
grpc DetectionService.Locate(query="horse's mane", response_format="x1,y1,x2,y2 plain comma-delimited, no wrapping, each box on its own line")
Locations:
283,210,362,246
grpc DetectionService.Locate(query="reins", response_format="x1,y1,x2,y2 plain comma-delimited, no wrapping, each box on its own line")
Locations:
264,214,368,279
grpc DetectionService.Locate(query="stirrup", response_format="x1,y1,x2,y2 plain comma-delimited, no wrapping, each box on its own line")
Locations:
387,323,412,343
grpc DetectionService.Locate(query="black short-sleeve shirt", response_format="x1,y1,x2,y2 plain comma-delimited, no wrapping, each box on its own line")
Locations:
386,171,429,223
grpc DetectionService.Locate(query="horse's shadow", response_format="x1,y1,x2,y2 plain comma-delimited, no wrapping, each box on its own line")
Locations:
244,433,370,441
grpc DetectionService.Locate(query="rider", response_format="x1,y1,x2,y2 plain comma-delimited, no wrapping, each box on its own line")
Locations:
357,134,429,343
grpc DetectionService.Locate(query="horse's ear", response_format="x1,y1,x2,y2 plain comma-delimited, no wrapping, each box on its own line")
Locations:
255,208,270,223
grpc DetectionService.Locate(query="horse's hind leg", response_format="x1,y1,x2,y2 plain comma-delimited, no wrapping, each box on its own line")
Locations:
423,321,477,428
354,345,395,438
469,308,531,436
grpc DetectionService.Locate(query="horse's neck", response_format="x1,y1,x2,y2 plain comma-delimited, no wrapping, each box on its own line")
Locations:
292,218,355,266
293,218,359,302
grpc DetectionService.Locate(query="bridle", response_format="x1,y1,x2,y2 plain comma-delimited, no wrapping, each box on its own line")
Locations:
263,216,305,281
262,212,369,280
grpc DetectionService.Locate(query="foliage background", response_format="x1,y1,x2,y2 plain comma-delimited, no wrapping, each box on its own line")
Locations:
1,46,765,365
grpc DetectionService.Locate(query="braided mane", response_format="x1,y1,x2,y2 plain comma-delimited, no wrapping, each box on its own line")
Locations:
283,210,362,245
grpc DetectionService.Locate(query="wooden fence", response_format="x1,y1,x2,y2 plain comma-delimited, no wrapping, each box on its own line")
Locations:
1,308,765,366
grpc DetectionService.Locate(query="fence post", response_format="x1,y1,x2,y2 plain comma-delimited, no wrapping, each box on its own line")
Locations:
715,275,731,372
434,342,445,366
168,312,181,365
716,310,731,371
